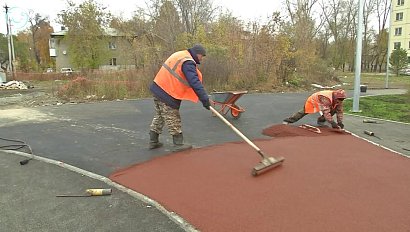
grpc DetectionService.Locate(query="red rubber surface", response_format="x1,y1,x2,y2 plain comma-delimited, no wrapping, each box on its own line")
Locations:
110,125,410,232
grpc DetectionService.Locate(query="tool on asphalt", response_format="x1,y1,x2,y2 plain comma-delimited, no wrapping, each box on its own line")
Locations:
364,130,382,139
56,188,112,197
298,124,322,134
363,119,380,123
330,128,349,134
209,106,284,176
0,137,34,165
19,159,31,165
86,188,112,196
210,91,248,119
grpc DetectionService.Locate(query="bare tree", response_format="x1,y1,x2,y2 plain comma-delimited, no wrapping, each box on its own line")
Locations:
153,1,184,53
372,0,391,72
362,0,377,71
284,0,326,58
320,0,356,71
28,13,52,69
174,0,216,36
284,0,329,83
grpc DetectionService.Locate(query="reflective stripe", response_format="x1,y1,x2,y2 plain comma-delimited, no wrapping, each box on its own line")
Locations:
310,95,318,112
162,56,194,87
172,57,192,70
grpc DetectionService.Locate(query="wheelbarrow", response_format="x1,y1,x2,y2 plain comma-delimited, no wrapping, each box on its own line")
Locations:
210,90,248,119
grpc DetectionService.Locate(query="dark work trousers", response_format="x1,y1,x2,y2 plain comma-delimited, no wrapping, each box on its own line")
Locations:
284,107,308,123
285,107,337,123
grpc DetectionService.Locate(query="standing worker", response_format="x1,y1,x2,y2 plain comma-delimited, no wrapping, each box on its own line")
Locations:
282,89,346,129
148,44,211,151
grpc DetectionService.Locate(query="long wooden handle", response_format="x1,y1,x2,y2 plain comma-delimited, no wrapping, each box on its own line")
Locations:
210,106,261,152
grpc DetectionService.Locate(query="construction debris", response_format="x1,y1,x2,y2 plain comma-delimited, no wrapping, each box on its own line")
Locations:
363,119,381,124
310,83,350,90
0,81,28,90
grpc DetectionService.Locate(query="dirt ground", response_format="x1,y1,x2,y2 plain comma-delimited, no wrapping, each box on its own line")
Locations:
0,81,64,109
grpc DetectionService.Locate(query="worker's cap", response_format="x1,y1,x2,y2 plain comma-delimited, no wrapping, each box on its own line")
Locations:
333,89,346,100
192,44,206,56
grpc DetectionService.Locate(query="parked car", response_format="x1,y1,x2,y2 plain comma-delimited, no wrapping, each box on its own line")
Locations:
399,68,410,76
45,68,53,73
60,68,73,75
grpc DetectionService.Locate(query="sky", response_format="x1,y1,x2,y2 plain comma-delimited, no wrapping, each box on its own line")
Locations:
0,0,284,34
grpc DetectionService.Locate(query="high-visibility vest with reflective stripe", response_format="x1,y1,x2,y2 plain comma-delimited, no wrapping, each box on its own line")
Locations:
304,90,334,113
154,50,203,102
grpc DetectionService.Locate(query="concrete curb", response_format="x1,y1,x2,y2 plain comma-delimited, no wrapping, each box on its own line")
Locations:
343,130,409,158
344,113,410,126
343,114,410,158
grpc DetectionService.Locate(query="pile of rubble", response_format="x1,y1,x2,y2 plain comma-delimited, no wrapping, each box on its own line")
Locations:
0,81,28,90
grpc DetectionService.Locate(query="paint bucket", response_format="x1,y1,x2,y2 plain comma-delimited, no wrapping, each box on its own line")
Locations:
86,188,112,196
360,85,367,93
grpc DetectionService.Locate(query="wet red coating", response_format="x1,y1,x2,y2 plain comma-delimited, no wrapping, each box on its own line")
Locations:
110,125,410,232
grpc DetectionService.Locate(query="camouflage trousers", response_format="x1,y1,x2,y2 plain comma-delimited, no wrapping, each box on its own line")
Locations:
150,97,182,136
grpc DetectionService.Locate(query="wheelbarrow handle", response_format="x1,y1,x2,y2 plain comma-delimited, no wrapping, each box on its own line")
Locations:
210,106,261,153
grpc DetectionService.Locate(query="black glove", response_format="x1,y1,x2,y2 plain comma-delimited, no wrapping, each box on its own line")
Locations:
331,121,340,129
202,99,210,110
338,122,344,129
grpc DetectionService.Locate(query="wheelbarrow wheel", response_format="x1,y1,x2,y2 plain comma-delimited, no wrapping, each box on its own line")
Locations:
230,105,242,119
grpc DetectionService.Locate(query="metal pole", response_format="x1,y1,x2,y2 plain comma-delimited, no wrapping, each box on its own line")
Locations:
4,5,13,76
385,3,392,89
385,39,391,89
9,18,16,78
352,0,364,112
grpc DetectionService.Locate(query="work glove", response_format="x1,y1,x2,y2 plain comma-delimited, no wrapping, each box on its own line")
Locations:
202,99,211,110
337,122,344,129
331,121,340,129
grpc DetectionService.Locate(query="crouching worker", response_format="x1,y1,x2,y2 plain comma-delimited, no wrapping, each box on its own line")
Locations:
283,89,346,129
148,44,211,152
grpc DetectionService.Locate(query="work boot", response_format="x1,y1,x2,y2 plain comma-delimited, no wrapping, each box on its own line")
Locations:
172,133,192,152
149,131,163,149
283,118,292,124
317,117,326,127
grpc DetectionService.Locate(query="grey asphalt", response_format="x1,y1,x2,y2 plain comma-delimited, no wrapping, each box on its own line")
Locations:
1,89,409,231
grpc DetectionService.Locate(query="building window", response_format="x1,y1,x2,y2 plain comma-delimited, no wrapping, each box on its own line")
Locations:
49,38,56,49
109,42,117,49
394,42,401,49
408,41,410,49
109,58,117,66
397,0,404,6
396,12,403,21
395,27,402,36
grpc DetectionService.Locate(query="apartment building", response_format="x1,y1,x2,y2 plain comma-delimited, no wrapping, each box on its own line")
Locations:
49,27,136,72
389,0,410,61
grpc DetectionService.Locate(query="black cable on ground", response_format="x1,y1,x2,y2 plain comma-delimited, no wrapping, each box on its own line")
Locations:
0,137,34,165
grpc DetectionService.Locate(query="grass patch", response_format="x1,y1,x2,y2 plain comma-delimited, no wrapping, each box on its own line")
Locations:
337,72,410,89
344,93,410,123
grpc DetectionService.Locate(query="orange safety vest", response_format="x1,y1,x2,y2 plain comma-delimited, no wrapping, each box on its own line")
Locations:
154,50,203,102
304,90,334,113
